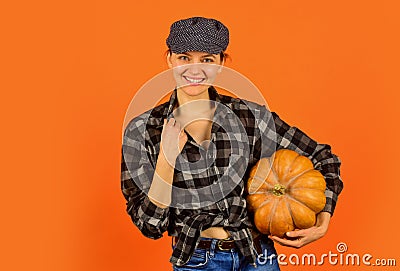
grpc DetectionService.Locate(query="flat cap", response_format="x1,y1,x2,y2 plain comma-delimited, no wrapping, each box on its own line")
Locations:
166,17,229,55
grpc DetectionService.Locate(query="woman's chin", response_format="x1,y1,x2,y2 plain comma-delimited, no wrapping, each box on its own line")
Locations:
179,84,209,96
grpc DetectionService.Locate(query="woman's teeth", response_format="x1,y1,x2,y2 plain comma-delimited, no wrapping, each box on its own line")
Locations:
184,76,204,83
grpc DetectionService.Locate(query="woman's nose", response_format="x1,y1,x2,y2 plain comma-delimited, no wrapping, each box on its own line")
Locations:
187,63,202,75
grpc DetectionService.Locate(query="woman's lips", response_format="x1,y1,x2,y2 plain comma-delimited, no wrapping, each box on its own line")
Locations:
183,76,206,85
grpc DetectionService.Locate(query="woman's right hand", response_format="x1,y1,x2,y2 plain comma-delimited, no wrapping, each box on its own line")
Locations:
160,118,188,165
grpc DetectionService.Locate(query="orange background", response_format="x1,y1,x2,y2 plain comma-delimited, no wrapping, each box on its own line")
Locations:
2,0,400,270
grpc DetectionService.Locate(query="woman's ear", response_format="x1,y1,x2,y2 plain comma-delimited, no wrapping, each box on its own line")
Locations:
166,52,173,68
217,53,225,72
218,59,225,73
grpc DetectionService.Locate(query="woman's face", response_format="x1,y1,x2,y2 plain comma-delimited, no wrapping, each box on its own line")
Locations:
167,51,224,97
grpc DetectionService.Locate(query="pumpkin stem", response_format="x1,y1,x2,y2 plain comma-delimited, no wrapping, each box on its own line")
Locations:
272,184,286,196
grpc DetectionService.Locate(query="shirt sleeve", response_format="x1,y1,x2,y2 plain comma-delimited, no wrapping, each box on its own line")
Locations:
121,119,169,239
255,107,344,215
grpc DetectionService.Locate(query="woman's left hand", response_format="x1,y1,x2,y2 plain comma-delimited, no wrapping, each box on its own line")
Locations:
268,212,331,248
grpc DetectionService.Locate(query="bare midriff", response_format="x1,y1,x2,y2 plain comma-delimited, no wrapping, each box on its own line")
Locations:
200,227,230,239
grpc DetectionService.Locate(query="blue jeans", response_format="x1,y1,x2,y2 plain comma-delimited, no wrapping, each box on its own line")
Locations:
172,236,280,271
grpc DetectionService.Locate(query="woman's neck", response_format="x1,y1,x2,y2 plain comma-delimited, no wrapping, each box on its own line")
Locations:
175,87,214,119
176,87,210,106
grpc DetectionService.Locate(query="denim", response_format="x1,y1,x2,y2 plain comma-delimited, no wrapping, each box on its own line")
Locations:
172,237,280,271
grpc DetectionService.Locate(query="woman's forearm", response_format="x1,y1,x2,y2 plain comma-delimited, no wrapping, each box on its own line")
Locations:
315,211,331,234
148,149,175,208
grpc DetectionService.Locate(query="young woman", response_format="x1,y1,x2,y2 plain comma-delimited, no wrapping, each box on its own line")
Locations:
121,17,343,271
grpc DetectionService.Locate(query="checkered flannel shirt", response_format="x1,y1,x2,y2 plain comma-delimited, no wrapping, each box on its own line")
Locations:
121,86,343,266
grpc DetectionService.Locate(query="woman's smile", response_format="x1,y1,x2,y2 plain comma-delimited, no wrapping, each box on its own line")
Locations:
183,75,206,85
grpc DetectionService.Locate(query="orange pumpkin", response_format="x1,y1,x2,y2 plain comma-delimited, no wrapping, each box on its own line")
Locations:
246,149,326,237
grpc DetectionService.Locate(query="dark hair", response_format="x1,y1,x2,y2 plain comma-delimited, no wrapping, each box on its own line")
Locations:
165,49,230,62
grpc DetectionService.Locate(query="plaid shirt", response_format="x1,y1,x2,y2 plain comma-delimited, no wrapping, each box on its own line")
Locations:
121,86,343,266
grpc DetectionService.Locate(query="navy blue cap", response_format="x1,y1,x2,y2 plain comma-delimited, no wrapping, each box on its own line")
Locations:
166,17,229,55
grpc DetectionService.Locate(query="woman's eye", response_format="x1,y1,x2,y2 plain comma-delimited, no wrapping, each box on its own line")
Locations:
202,58,214,63
178,56,189,61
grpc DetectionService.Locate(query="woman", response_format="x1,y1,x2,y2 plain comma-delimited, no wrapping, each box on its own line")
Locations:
121,17,343,270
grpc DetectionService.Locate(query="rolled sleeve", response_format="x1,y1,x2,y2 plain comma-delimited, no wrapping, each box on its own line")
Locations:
121,117,169,239
308,143,343,215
